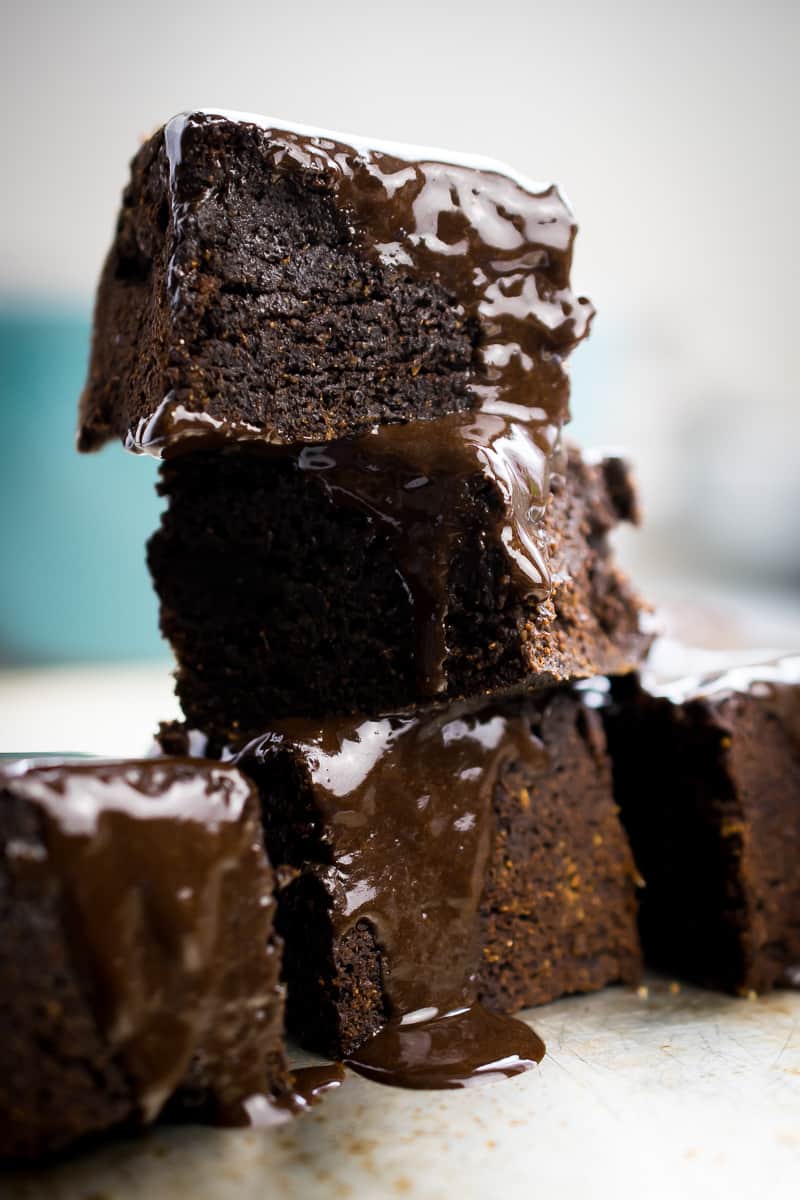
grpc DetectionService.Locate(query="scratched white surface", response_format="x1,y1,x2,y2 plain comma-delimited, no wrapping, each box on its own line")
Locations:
2,666,799,1198
4,980,799,1200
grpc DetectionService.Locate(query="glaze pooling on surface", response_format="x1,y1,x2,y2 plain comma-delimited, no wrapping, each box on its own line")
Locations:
287,1063,346,1107
0,758,282,1125
237,698,550,1088
344,1002,544,1090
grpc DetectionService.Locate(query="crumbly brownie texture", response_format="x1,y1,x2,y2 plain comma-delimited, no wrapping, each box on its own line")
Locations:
148,443,650,735
0,758,290,1162
163,689,641,1059
78,110,591,455
478,690,642,1013
604,657,800,995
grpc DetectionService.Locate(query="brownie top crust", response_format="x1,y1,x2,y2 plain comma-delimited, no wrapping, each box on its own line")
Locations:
78,108,593,459
0,756,280,1126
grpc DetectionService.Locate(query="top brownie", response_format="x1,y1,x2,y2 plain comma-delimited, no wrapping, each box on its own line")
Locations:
78,109,593,454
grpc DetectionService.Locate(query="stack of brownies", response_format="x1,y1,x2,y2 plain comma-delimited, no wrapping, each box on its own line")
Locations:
3,110,798,1163
78,109,651,1060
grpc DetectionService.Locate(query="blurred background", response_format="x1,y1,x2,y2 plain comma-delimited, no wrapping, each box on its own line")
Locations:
1,0,798,673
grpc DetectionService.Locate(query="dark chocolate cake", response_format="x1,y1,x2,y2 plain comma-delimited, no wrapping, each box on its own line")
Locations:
603,656,800,995
0,757,291,1161
79,110,592,456
160,686,642,1061
149,443,650,734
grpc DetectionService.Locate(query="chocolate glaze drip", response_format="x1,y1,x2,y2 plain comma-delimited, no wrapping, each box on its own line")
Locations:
1,757,283,1125
236,698,549,1089
134,111,596,686
295,415,563,694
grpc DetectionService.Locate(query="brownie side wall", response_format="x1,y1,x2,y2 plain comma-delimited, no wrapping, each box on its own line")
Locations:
721,691,800,991
148,447,649,736
478,693,641,1011
606,687,752,992
276,876,387,1059
79,131,173,451
241,750,387,1058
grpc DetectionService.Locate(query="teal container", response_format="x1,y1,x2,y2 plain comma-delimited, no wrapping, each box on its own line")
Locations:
0,305,166,663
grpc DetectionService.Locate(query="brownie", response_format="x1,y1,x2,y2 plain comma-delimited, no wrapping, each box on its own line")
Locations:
148,440,650,735
0,757,291,1162
78,109,592,456
602,656,800,995
161,687,642,1059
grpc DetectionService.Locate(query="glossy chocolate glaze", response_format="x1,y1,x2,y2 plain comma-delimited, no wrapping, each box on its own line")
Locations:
234,698,549,1089
0,757,285,1125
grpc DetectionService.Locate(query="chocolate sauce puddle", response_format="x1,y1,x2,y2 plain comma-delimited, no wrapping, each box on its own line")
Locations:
344,1003,544,1090
287,1063,346,1106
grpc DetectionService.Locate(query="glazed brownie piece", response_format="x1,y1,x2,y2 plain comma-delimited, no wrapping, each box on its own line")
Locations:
0,757,291,1162
603,656,800,995
78,109,592,455
148,440,650,733
161,687,642,1058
